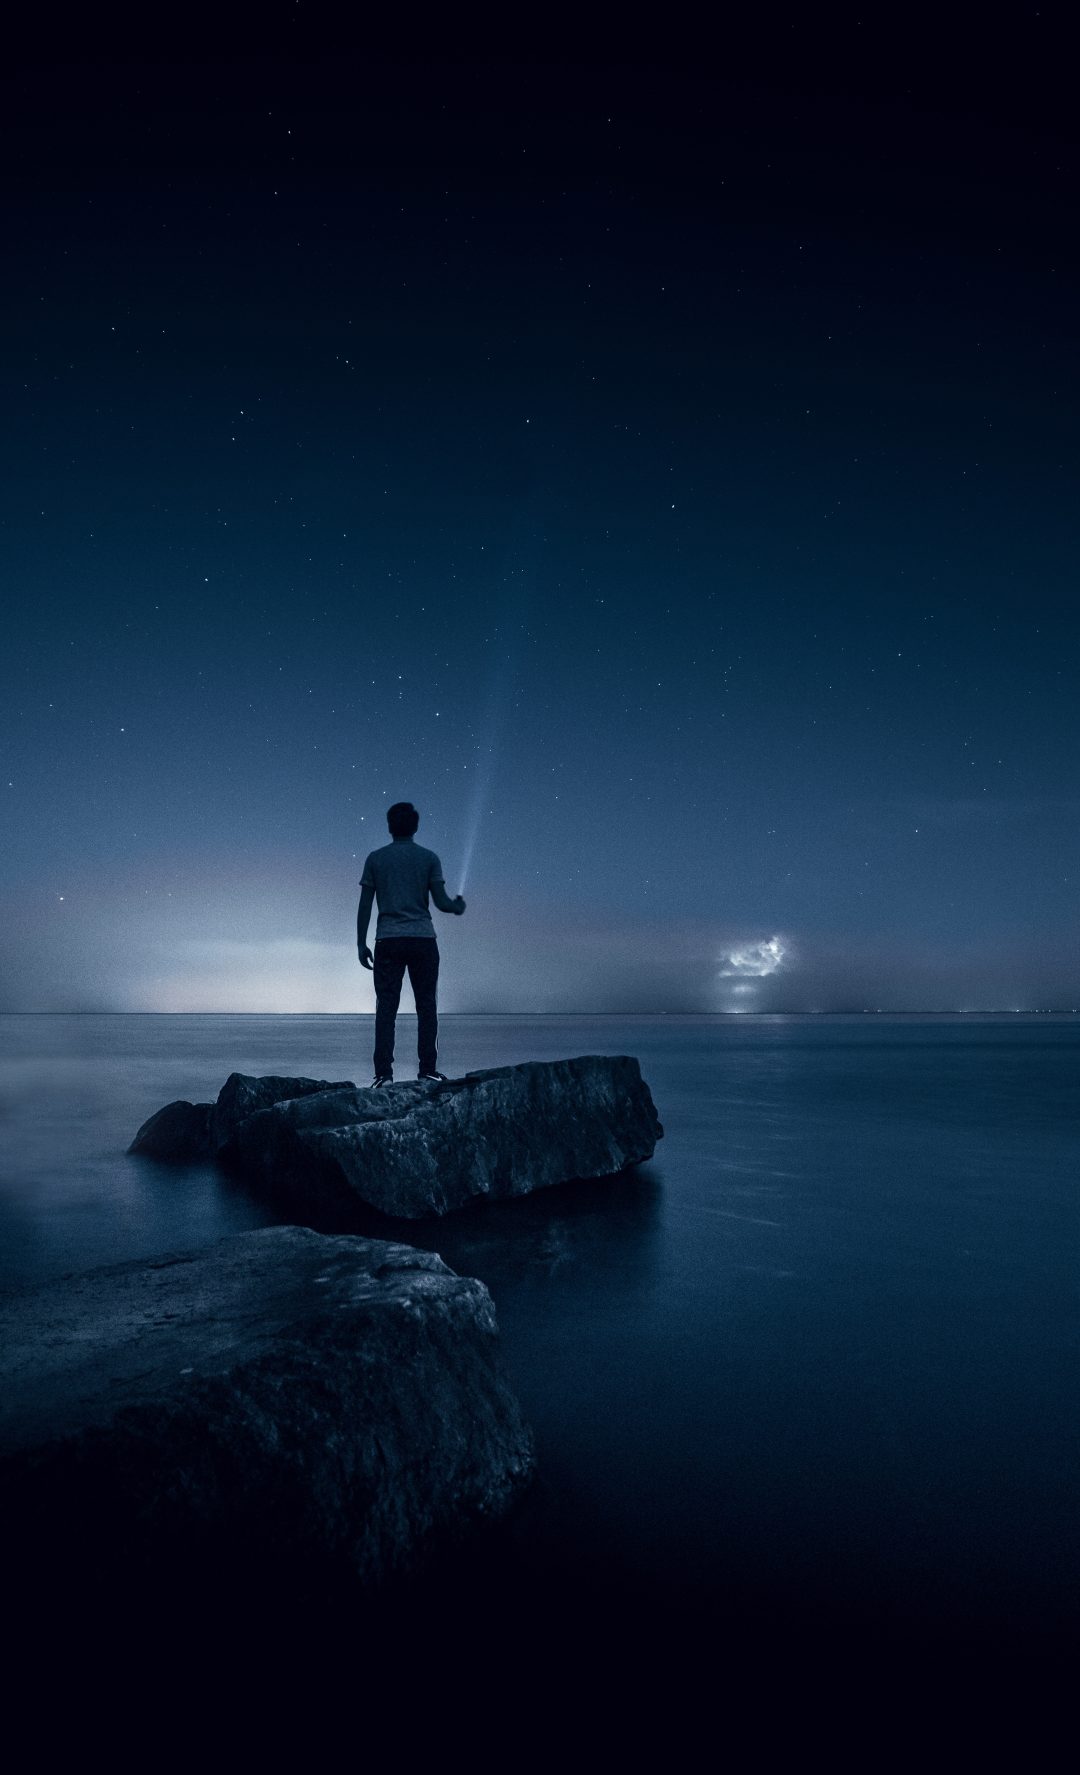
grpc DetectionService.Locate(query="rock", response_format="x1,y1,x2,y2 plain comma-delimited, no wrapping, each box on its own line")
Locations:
128,1097,213,1160
223,1054,662,1218
130,1056,663,1217
0,1226,533,1584
129,1072,354,1159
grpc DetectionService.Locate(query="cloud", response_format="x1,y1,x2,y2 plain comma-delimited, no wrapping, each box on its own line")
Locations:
719,936,787,978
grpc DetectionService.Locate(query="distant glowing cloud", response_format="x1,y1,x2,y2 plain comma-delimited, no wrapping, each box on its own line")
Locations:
720,936,787,978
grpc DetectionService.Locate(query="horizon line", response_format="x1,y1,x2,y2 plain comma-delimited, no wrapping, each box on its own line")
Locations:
1,1009,1077,1019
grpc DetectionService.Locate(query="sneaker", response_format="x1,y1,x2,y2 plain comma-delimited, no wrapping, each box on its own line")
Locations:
369,1075,393,1089
417,1071,448,1084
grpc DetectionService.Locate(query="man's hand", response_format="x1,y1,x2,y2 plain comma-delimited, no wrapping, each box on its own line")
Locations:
453,896,466,915
359,945,373,969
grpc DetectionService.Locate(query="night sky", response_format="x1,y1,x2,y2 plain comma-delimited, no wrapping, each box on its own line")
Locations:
3,14,1078,1013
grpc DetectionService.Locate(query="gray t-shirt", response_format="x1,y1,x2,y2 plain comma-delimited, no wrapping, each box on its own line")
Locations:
360,839,444,939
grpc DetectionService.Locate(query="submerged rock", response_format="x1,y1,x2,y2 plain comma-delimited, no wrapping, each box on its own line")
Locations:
132,1055,663,1217
0,1226,533,1583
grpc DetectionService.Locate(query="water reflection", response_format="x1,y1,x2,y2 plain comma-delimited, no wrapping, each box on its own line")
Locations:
218,1154,663,1299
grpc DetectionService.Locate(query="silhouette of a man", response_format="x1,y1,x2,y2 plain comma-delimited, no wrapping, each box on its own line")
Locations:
358,801,465,1087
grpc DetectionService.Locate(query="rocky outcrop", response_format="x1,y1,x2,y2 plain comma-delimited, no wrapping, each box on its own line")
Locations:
132,1056,663,1218
0,1226,533,1583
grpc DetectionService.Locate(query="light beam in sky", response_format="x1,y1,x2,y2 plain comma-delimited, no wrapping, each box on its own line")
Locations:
457,516,539,893
459,673,510,895
458,757,494,895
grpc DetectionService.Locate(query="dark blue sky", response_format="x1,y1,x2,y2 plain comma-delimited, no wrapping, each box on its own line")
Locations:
3,14,1078,1011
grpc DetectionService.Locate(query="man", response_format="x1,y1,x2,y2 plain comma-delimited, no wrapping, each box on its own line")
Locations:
357,801,465,1087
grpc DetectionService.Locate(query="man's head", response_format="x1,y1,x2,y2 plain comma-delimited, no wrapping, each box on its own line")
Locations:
387,801,420,838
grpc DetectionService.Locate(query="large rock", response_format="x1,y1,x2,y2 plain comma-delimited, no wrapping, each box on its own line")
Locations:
132,1056,664,1218
0,1226,533,1583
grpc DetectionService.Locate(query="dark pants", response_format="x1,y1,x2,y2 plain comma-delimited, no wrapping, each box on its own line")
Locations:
373,938,440,1077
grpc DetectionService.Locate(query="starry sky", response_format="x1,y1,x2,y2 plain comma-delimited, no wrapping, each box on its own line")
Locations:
3,14,1078,1012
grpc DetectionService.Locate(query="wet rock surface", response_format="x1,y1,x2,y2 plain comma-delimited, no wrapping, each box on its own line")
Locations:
132,1055,663,1217
0,1225,533,1583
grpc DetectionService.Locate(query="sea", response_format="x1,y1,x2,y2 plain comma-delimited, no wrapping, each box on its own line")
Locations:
2,1012,1077,1725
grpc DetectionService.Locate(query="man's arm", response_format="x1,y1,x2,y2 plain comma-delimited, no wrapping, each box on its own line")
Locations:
431,882,466,915
428,852,465,916
357,884,375,967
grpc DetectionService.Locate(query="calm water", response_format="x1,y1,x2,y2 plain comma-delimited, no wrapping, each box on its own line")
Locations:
2,1013,1078,1669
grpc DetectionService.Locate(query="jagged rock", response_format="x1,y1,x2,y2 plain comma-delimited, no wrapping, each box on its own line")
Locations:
132,1055,661,1218
0,1226,533,1583
130,1072,354,1159
209,1072,355,1152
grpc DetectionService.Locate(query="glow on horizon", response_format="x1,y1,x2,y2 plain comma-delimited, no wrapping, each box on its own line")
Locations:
136,938,375,1014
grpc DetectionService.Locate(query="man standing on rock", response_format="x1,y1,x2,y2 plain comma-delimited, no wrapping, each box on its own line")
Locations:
358,802,465,1088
